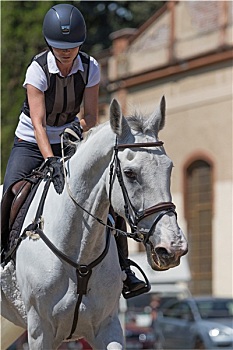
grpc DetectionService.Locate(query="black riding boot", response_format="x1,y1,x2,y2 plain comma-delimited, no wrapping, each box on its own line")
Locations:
115,215,146,293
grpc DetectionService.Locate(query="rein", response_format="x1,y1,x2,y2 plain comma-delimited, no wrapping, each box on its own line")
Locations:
60,134,135,240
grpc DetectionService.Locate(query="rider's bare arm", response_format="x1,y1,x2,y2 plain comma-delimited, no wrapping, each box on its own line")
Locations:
27,84,54,159
80,83,99,132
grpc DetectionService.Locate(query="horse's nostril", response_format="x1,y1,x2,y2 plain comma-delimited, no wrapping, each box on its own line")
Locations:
155,247,172,259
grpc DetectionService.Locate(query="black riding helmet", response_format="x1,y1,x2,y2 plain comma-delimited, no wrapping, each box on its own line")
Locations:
43,4,86,49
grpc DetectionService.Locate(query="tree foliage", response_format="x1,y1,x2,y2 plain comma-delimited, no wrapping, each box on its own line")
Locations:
78,1,166,53
1,1,165,180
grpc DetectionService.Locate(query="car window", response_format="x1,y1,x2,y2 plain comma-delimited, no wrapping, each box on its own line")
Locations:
196,299,233,319
163,302,193,320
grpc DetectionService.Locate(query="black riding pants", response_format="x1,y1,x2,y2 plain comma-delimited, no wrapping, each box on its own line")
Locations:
3,137,62,194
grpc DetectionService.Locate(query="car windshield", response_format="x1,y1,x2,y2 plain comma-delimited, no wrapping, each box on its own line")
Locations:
196,299,233,319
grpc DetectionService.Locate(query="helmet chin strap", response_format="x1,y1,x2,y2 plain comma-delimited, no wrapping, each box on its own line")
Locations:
44,38,60,62
73,45,81,61
44,38,81,64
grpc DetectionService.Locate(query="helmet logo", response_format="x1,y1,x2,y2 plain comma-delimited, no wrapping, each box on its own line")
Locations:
61,25,70,34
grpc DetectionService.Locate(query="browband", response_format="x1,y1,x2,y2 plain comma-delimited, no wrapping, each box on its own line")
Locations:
116,141,164,149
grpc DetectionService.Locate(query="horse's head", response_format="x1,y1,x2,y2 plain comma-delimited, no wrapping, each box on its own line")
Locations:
109,97,188,271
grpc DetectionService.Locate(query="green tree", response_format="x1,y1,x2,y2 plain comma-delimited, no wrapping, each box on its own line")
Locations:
78,1,166,54
1,0,57,181
1,0,165,182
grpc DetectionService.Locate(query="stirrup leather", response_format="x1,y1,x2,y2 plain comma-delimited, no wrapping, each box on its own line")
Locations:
122,259,151,299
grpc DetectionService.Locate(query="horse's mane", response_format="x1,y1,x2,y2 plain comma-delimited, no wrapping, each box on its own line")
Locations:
83,111,156,143
83,121,108,142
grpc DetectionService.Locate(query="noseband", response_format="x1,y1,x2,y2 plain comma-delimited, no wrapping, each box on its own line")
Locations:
109,139,177,244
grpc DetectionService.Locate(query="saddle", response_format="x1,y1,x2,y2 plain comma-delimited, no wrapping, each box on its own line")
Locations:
1,175,43,263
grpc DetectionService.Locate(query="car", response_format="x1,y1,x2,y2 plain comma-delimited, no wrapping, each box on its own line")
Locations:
125,311,159,349
125,325,158,349
156,297,233,349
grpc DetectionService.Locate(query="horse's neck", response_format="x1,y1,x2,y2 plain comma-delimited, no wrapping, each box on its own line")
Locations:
59,125,114,262
69,124,114,203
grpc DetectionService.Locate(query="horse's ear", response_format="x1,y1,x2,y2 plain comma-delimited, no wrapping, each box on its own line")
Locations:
159,95,166,130
110,99,130,137
146,96,166,134
110,99,122,135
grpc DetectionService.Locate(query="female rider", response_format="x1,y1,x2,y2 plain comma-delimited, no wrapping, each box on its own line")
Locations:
3,3,98,194
2,3,145,294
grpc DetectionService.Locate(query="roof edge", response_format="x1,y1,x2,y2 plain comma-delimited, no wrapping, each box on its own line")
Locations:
128,2,170,45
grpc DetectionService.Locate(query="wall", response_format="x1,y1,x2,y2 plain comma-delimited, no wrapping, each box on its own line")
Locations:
101,1,233,297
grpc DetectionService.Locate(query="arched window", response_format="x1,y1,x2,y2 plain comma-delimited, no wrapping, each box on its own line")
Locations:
185,159,213,295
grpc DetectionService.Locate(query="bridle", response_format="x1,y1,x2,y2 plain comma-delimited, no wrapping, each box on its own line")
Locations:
60,134,177,245
109,138,177,244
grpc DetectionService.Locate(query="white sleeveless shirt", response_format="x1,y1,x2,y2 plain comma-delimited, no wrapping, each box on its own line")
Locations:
15,51,100,144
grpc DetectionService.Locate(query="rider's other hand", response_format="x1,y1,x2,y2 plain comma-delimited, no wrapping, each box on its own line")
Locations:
46,157,65,194
64,120,83,142
61,120,83,158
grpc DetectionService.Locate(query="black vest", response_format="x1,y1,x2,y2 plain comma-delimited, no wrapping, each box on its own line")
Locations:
22,51,90,127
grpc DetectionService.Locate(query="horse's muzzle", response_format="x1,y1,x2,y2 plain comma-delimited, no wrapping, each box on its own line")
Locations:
148,242,188,271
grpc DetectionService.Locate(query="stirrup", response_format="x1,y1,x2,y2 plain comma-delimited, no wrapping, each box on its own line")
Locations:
122,259,151,299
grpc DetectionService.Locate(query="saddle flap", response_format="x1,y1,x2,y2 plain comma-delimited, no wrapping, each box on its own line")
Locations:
1,185,15,249
11,180,27,196
1,180,32,255
9,181,32,228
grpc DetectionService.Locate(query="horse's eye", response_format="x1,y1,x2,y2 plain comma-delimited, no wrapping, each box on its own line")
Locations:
124,170,137,180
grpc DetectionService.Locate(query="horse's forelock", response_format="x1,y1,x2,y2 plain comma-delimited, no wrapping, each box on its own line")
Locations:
83,112,158,144
126,114,144,133
126,113,158,135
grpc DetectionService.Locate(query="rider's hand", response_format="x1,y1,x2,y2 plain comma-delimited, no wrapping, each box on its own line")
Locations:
46,157,65,194
61,120,83,158
64,120,83,142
